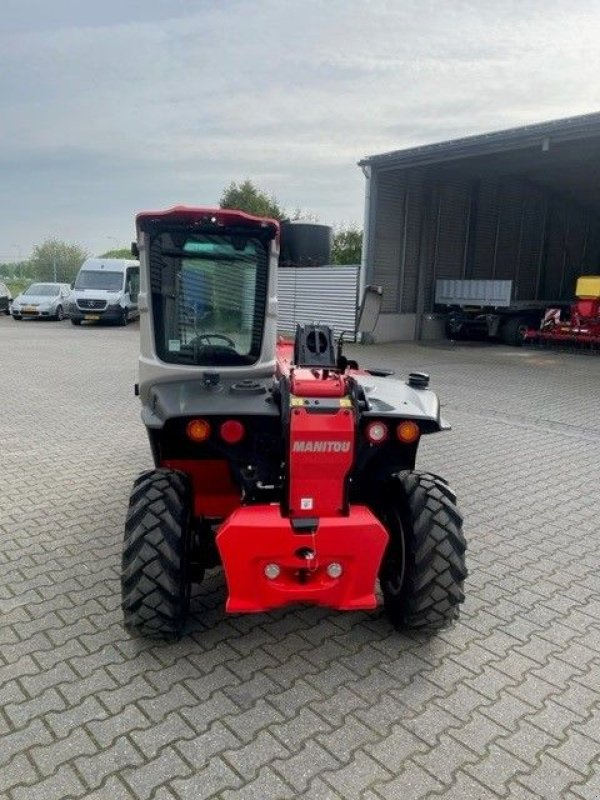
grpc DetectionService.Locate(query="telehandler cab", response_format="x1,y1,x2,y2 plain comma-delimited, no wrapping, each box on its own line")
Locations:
121,207,466,637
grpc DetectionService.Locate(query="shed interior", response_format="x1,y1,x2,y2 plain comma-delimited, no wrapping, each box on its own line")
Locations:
362,113,600,338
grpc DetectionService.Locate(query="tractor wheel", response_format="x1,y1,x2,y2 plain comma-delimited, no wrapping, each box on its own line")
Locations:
501,316,528,346
379,471,467,630
121,468,192,637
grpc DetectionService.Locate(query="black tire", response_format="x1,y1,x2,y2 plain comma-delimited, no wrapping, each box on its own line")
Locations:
12,314,22,321
71,318,82,326
379,471,467,629
117,308,128,326
445,318,463,341
121,468,192,637
500,316,528,346
55,305,64,321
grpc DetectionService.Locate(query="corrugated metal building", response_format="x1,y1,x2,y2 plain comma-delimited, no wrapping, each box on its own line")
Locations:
359,112,600,341
277,265,360,337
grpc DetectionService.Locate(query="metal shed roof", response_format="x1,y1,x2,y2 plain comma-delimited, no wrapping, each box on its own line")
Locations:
359,111,600,170
360,111,600,215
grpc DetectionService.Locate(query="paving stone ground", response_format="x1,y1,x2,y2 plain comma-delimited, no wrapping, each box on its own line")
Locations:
0,315,599,799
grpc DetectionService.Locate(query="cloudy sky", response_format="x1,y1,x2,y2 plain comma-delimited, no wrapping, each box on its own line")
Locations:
2,0,600,259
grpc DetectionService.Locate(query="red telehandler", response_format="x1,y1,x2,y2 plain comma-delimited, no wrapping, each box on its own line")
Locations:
121,207,466,637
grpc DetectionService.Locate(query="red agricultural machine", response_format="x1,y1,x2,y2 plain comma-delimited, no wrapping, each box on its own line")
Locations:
121,207,466,637
523,276,600,349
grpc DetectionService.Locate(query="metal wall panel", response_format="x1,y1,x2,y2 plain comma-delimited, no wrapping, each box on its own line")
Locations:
399,171,426,313
470,179,500,279
541,201,568,299
494,179,524,280
433,179,471,280
277,265,359,337
514,189,545,300
371,172,405,312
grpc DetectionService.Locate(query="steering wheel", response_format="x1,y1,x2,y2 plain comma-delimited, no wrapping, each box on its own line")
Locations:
196,333,236,348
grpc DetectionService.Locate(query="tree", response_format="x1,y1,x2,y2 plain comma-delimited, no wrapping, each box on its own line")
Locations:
220,179,285,220
29,238,89,283
332,226,363,265
98,248,133,259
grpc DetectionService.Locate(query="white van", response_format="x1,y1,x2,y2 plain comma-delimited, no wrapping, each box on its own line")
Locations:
71,258,140,326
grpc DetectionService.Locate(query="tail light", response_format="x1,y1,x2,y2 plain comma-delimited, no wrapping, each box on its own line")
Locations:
220,419,245,444
365,421,388,444
396,420,420,444
186,419,211,442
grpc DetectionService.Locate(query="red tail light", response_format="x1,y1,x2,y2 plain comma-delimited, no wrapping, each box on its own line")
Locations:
220,419,245,444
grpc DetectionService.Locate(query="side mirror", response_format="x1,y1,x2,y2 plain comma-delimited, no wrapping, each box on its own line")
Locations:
356,284,383,335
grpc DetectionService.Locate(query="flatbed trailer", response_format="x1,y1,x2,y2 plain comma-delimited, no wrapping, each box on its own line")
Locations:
436,280,568,345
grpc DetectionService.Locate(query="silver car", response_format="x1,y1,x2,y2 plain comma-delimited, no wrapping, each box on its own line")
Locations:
11,282,72,321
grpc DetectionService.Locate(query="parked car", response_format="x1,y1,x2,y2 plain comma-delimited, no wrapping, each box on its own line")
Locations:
0,282,11,315
11,283,72,320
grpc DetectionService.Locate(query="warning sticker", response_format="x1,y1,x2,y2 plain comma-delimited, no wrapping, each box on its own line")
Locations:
300,498,314,510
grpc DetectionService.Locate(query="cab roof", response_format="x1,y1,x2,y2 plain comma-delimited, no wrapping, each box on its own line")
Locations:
135,206,280,236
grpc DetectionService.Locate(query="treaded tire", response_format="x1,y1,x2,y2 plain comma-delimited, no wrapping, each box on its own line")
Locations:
121,468,192,637
379,471,467,629
501,316,528,346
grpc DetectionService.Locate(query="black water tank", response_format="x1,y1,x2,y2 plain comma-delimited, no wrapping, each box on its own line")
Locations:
280,221,332,266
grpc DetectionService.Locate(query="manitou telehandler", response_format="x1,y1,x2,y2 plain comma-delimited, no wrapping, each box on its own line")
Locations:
121,207,466,637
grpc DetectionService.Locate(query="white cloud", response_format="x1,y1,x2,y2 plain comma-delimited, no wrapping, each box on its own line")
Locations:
1,0,599,256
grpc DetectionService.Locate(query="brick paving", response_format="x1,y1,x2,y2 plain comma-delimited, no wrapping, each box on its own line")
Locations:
0,316,599,799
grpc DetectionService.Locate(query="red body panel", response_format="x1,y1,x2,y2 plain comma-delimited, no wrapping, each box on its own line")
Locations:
162,459,240,518
290,369,347,397
136,206,280,239
216,505,388,613
288,406,354,517
276,339,294,376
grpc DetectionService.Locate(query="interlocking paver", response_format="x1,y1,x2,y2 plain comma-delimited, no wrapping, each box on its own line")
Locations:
2,319,600,799
120,746,192,800
372,759,444,799
0,753,39,796
273,739,341,792
74,734,145,790
322,751,392,799
222,698,285,745
516,753,584,798
175,720,242,766
223,729,290,780
170,757,242,799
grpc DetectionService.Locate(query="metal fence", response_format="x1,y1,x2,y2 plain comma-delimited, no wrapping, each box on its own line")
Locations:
277,265,360,338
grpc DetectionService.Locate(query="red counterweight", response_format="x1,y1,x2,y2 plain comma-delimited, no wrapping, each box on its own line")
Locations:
288,404,355,518
288,366,355,518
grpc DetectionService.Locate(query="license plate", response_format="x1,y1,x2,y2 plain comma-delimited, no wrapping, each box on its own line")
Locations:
23,306,37,313
84,314,101,321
